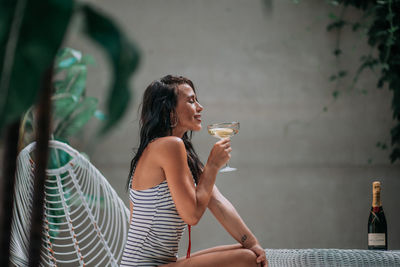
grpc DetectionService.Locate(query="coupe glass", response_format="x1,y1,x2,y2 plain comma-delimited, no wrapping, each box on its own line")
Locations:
207,122,240,172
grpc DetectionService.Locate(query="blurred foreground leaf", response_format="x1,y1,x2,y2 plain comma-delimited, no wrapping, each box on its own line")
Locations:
0,0,74,132
82,4,141,135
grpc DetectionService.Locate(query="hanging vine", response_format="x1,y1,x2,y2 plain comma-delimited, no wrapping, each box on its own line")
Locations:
326,0,400,162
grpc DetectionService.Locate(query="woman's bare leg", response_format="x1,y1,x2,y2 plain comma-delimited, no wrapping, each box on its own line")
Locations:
163,244,260,267
178,243,243,260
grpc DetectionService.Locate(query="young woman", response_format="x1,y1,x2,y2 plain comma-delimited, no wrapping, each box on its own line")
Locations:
120,75,267,267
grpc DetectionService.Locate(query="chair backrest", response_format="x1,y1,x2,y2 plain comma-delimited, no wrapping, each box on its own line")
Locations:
10,140,129,266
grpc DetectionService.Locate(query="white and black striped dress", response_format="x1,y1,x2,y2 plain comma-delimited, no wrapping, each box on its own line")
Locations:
120,180,186,266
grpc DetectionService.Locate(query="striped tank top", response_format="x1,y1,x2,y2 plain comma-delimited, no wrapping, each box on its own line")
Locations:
120,180,186,266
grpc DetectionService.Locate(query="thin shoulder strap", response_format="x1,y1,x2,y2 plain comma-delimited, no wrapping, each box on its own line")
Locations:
186,225,191,258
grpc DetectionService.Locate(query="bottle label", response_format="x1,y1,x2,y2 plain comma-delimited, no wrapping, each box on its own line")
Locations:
368,233,386,246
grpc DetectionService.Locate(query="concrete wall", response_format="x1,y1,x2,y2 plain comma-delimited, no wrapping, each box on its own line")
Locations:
62,0,400,254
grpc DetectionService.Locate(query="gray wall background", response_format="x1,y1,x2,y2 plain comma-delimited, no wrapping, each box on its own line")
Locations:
62,0,400,254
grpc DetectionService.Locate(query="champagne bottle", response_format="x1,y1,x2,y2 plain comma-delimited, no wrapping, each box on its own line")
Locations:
368,181,387,250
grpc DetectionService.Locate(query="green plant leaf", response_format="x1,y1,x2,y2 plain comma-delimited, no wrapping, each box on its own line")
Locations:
386,13,395,22
390,147,400,163
352,22,361,31
58,57,78,70
377,77,385,88
319,0,400,162
48,146,72,170
55,47,95,73
81,4,141,136
391,123,400,144
81,54,96,65
55,47,75,69
66,64,87,97
0,0,74,133
20,48,98,145
328,12,338,20
52,93,79,120
338,70,348,77
333,48,342,56
94,110,106,121
54,80,65,93
55,48,80,68
327,20,346,32
332,90,340,99
54,63,87,98
0,1,17,68
55,97,98,139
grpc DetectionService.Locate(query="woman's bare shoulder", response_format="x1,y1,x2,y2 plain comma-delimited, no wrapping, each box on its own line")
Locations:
150,136,186,160
151,136,185,149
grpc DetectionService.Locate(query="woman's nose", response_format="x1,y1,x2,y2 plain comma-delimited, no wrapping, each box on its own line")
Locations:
197,102,203,112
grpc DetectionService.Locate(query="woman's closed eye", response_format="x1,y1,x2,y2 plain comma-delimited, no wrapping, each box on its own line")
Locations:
188,97,199,104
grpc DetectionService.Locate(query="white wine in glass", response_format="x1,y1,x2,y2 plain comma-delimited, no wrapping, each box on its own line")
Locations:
207,122,240,172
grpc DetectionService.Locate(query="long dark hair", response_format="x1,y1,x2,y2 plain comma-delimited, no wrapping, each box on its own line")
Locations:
127,75,204,189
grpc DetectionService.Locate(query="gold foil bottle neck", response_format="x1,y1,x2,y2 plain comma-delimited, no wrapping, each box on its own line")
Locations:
372,181,382,208
373,181,381,191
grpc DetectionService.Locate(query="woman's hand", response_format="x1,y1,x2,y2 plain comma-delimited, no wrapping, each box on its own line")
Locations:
248,243,267,267
207,138,232,170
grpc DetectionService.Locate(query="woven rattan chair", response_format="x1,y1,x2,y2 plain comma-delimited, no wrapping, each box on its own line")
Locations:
10,140,129,266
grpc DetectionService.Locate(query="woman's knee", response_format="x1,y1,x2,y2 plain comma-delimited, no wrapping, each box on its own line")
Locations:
236,248,258,266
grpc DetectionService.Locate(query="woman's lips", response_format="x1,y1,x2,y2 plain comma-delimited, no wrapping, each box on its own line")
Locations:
194,115,201,121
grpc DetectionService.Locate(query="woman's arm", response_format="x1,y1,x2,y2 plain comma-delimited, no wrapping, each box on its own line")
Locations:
208,185,266,265
156,136,231,226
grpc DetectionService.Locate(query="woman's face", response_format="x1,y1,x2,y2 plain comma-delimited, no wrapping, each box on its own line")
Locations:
173,83,203,135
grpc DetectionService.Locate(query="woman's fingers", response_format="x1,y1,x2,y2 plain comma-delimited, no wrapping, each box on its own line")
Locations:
258,256,267,267
225,147,232,153
218,138,231,148
249,244,267,267
217,137,230,145
208,138,233,169
257,256,267,267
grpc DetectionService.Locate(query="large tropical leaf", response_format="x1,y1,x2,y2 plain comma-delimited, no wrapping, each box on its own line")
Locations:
0,0,74,133
0,1,17,70
81,4,141,136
